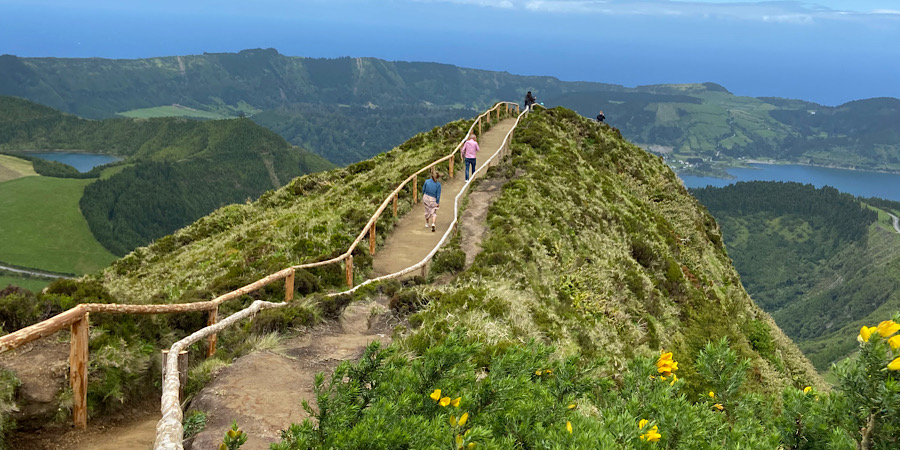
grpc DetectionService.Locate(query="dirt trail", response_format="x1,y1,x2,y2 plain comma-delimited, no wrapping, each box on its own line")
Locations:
372,119,515,276
185,298,394,450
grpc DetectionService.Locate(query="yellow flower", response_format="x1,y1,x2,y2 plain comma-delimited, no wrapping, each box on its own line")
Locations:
468,444,476,449
656,351,679,377
440,397,452,407
430,389,441,401
638,419,649,429
452,397,461,408
459,412,469,427
889,335,900,350
450,415,457,426
888,357,900,371
803,386,812,394
858,326,875,343
713,403,724,411
669,374,678,386
566,421,573,434
708,391,715,399
877,320,900,338
456,434,463,446
567,403,577,410
546,369,553,374
219,444,227,450
640,425,661,442
535,370,543,376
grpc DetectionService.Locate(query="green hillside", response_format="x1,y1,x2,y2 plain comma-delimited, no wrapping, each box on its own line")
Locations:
0,97,334,256
691,182,900,369
4,108,900,447
548,86,900,173
96,108,820,390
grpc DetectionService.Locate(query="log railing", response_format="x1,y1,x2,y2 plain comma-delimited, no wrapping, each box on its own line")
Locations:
156,103,535,449
0,101,531,447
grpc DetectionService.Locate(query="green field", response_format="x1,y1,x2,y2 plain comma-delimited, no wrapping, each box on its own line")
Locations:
117,105,230,120
0,176,117,274
0,271,51,292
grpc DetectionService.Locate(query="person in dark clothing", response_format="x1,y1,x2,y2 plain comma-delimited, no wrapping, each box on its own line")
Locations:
524,91,536,111
596,111,605,123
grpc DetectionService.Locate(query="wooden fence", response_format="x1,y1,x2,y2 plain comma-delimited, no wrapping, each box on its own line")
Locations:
0,101,532,448
156,103,536,449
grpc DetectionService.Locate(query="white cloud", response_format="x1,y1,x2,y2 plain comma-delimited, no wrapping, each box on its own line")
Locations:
417,0,900,23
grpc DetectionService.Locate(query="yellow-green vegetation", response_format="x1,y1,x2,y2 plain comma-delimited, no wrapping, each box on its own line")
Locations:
0,176,116,274
117,105,231,120
95,117,484,305
0,155,36,183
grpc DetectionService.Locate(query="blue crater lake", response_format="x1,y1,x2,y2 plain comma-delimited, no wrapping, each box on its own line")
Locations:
28,152,121,173
680,164,900,203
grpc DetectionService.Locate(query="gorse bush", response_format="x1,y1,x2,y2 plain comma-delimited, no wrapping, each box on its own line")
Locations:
276,315,900,449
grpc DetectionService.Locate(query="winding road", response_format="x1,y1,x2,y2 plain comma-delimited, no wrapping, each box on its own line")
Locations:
889,212,900,234
0,262,72,279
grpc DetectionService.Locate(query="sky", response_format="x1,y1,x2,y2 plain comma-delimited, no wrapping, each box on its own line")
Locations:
1,0,898,105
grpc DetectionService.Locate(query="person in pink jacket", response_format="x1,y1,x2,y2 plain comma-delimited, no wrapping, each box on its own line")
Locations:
461,133,479,182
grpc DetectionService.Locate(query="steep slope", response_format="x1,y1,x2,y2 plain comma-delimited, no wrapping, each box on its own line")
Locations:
95,108,820,391
692,182,900,369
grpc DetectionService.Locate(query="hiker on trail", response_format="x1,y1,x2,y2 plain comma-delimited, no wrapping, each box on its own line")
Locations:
596,111,605,123
423,169,442,233
462,133,479,182
524,91,536,111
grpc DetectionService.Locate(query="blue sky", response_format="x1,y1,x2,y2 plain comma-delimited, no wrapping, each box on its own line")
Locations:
1,0,898,105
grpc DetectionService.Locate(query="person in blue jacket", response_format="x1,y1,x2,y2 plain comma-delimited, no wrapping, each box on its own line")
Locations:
422,169,442,232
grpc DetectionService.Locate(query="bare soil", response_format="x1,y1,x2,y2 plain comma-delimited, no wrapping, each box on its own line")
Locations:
185,297,395,450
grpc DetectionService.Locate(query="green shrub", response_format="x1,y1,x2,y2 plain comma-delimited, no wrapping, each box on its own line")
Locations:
183,410,208,439
251,303,320,334
430,248,465,276
0,369,21,450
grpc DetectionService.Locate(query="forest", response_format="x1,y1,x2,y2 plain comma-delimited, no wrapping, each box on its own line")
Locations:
691,181,900,369
252,104,475,165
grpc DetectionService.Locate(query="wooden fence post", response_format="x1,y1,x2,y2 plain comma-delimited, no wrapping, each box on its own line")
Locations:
207,307,218,357
345,254,354,288
369,222,376,255
393,193,398,217
478,118,482,137
70,313,89,429
449,153,454,179
161,350,189,404
284,269,295,302
413,176,418,204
